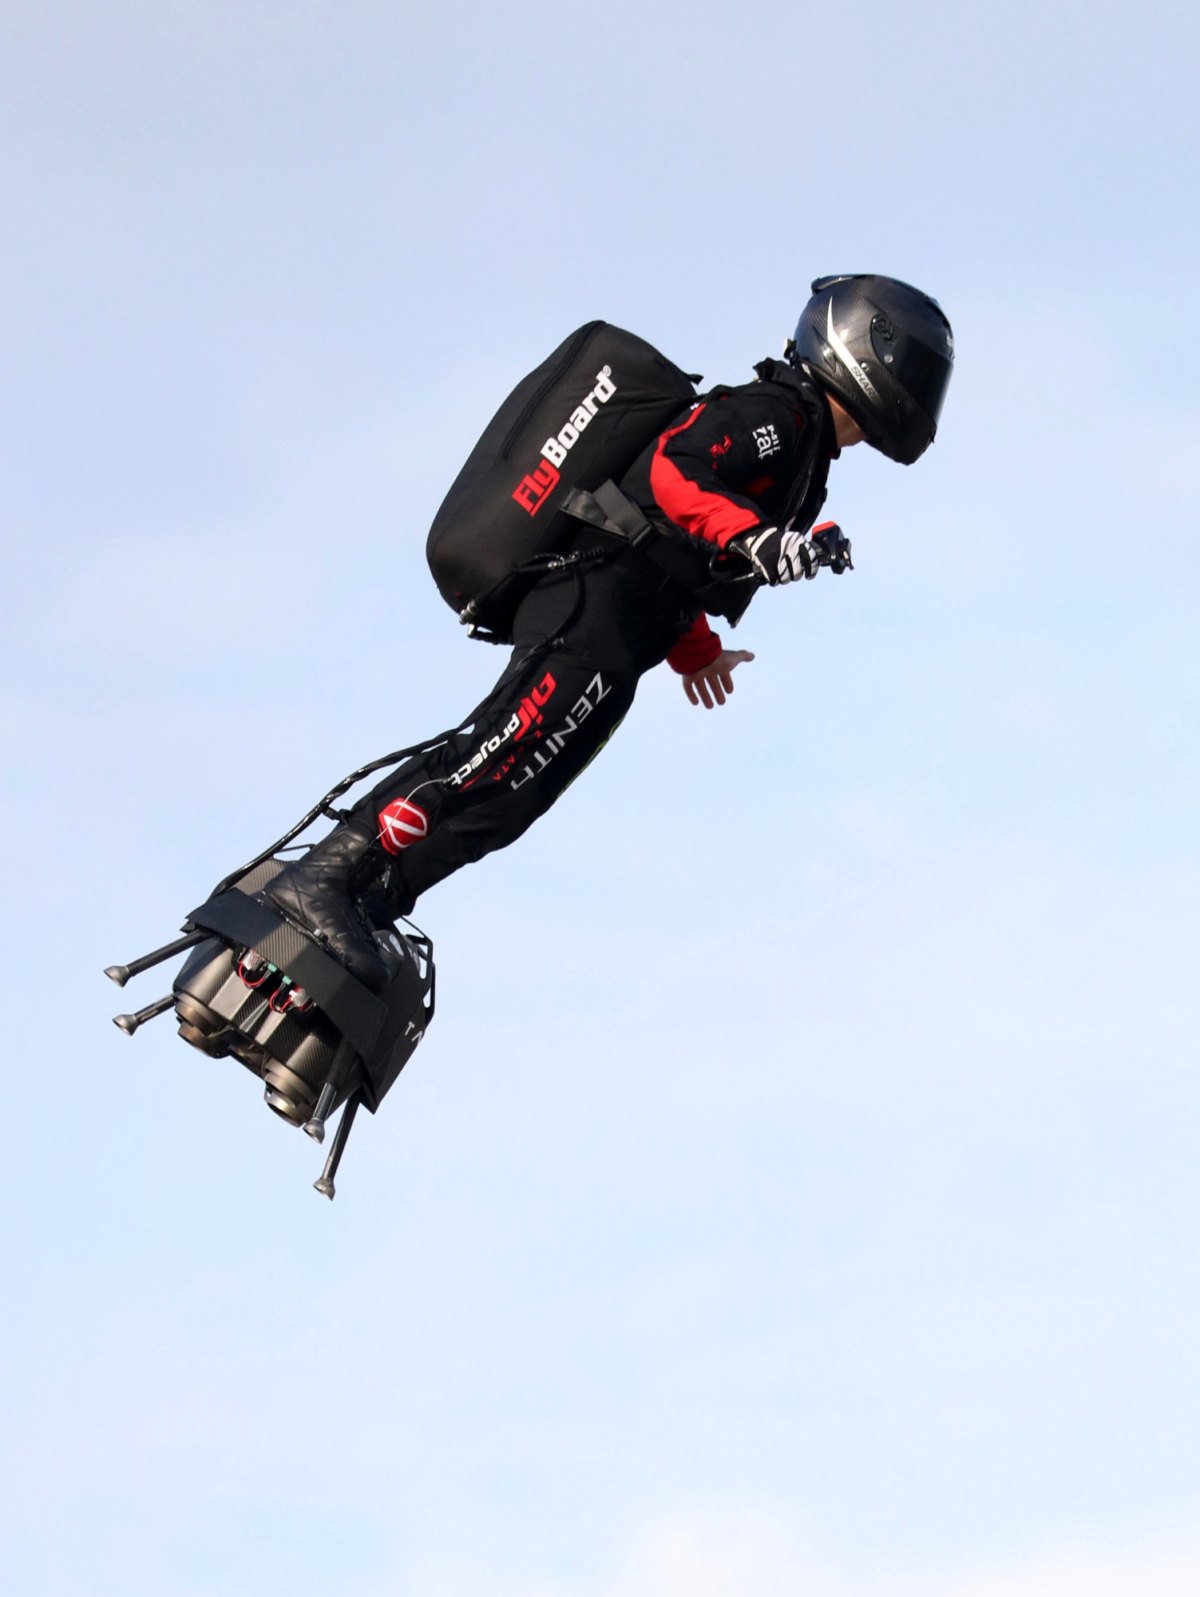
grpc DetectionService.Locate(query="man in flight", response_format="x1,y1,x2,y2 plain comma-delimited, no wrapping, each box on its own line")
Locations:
259,274,955,990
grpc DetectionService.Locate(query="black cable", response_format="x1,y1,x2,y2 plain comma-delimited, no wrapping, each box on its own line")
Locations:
211,719,477,897
211,545,614,899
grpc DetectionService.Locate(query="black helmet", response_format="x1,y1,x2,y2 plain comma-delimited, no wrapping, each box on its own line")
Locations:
788,274,954,465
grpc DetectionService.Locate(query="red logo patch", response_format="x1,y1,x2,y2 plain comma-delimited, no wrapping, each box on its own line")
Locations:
512,460,560,516
514,671,556,740
378,797,429,856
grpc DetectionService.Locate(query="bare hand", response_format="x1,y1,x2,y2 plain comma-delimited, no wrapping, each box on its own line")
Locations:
682,649,756,709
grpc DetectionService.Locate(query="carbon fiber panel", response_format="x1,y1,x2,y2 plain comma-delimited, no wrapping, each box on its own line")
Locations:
188,890,387,1057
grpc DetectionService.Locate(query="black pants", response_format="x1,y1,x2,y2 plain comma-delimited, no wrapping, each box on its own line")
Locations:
355,552,688,913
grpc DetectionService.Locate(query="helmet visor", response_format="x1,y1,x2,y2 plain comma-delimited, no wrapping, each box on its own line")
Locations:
870,317,953,429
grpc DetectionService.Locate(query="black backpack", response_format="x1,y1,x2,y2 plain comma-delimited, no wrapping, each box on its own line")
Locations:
426,321,698,642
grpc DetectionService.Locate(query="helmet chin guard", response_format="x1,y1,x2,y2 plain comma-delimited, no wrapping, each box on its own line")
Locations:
789,275,954,464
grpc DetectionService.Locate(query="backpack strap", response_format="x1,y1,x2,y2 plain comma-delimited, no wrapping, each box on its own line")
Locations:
561,481,712,593
559,481,759,626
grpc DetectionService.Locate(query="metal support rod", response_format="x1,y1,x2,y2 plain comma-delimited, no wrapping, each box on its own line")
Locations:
112,993,177,1036
304,1082,338,1143
105,928,207,988
313,1091,360,1201
303,1033,359,1143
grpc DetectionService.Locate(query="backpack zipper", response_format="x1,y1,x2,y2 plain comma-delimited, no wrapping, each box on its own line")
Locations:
499,321,605,460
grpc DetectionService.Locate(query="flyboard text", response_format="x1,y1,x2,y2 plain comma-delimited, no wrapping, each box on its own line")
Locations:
510,365,618,517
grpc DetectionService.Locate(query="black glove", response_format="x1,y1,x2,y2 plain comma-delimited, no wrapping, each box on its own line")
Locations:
733,525,821,586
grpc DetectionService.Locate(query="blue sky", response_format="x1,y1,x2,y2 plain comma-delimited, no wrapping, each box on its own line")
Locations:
3,2,1200,1592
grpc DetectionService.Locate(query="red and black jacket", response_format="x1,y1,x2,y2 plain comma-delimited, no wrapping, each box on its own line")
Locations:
619,359,838,674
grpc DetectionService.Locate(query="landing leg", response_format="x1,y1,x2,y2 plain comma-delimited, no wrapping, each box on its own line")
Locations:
313,1091,361,1201
105,929,208,987
112,993,177,1036
303,1034,359,1143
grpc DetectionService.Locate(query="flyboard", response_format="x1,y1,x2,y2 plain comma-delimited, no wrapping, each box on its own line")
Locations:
106,757,436,1202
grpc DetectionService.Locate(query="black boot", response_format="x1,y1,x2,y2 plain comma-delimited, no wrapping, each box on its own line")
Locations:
256,820,392,993
358,867,417,927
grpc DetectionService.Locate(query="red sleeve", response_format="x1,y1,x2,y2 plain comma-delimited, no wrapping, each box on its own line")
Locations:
649,405,764,549
644,390,810,550
666,613,724,675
